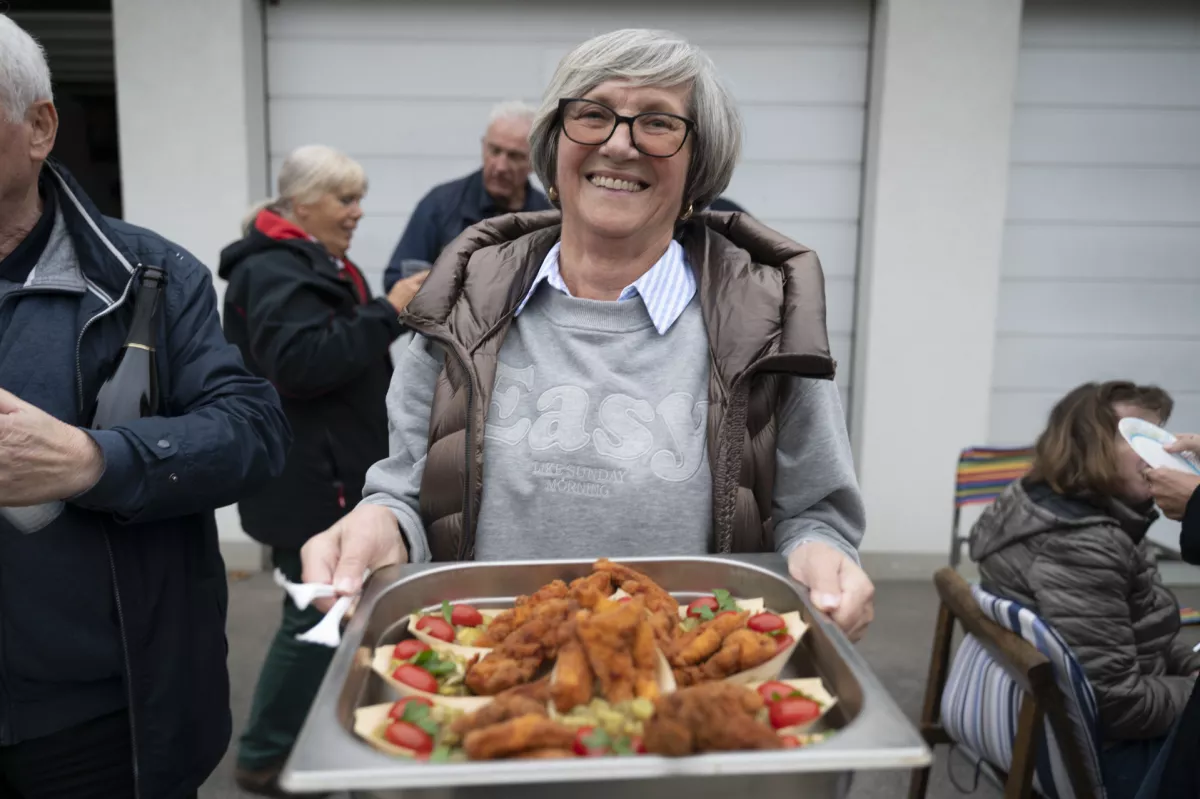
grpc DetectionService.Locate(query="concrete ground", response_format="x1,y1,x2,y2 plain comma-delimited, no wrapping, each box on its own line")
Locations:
201,575,1200,799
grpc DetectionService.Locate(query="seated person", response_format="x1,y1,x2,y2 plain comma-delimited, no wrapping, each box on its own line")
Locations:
969,380,1200,799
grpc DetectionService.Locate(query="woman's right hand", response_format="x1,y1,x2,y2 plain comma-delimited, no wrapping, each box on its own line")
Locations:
1166,434,1200,457
386,270,430,313
301,503,409,612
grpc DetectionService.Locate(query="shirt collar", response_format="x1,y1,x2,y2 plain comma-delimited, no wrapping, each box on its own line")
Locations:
514,239,696,335
472,170,543,217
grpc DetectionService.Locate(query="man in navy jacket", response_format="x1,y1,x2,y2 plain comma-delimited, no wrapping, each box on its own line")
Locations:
0,16,289,798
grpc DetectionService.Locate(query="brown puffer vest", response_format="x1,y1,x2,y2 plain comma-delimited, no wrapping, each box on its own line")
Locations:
398,210,836,561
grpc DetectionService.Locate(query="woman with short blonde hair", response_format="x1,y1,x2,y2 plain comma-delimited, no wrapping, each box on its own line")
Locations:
218,144,424,795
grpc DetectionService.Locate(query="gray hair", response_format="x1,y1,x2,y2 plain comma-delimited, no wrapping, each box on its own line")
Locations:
0,15,54,123
242,144,367,233
488,100,536,128
530,29,742,212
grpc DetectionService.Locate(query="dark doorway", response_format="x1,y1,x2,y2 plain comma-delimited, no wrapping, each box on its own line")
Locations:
6,0,121,218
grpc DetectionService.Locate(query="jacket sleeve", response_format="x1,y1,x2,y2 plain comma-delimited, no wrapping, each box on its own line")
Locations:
771,378,866,562
72,258,291,523
359,333,441,563
384,194,440,292
1031,530,1195,739
235,253,402,398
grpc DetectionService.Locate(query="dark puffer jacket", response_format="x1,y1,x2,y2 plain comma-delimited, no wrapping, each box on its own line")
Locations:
970,479,1200,741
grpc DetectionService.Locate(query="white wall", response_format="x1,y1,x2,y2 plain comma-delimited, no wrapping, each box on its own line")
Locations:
111,0,267,567
852,0,1024,555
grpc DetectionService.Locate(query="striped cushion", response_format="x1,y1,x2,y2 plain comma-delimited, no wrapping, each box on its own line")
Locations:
955,447,1035,507
941,585,1105,799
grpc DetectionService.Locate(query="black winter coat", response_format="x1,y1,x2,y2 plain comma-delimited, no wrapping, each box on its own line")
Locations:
219,221,401,548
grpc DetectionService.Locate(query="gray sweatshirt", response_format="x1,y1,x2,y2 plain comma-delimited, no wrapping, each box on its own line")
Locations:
362,289,865,564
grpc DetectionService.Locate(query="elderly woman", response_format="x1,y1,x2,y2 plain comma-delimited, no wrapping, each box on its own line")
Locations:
302,30,874,640
970,381,1200,799
218,145,427,795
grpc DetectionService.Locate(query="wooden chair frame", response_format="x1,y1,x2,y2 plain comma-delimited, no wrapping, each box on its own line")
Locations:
908,568,1099,799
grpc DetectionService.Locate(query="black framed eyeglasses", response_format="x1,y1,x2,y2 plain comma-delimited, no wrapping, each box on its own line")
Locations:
557,98,695,158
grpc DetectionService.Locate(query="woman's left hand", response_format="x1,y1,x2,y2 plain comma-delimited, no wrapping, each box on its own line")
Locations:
787,541,875,642
1146,467,1200,521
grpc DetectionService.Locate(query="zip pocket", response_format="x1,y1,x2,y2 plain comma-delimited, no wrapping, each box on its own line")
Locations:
322,430,347,510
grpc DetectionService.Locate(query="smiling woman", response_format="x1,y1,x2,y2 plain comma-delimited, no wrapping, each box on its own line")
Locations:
216,144,420,791
301,29,876,647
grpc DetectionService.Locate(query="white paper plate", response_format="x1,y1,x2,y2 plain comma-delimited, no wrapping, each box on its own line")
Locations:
1118,418,1200,475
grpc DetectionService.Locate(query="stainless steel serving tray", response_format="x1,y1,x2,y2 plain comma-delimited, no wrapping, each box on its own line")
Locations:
280,555,930,798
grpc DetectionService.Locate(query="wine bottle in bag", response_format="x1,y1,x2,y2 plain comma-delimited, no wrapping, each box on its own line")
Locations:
91,266,167,429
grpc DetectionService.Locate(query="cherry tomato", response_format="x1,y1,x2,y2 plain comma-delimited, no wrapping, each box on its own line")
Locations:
415,616,455,642
756,681,796,704
773,634,795,655
385,720,434,755
769,696,821,730
780,735,801,748
747,612,786,635
630,735,646,754
450,604,484,628
572,726,609,757
388,696,434,720
686,597,720,618
392,664,439,694
393,640,430,661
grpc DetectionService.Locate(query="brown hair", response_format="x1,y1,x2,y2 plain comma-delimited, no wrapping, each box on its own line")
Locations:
1027,381,1173,498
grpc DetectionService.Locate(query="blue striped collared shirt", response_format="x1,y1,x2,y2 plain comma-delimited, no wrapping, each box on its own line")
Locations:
513,239,697,335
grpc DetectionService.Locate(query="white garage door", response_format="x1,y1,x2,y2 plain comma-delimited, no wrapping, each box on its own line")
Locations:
991,0,1200,548
264,0,871,416
991,0,1200,444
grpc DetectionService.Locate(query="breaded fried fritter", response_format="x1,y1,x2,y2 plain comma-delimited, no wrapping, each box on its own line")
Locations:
668,611,748,667
576,599,644,703
550,637,595,713
643,683,783,756
568,571,613,610
463,714,578,760
699,628,777,681
449,693,547,737
477,580,570,646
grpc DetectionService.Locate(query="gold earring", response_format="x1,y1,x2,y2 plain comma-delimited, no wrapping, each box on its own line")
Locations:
548,186,559,203
679,203,694,222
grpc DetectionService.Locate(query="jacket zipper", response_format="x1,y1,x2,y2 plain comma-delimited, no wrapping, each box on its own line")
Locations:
105,538,142,799
75,272,138,414
76,272,142,798
323,431,347,510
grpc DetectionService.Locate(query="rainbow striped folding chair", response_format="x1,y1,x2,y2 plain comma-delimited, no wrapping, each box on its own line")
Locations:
950,446,1035,568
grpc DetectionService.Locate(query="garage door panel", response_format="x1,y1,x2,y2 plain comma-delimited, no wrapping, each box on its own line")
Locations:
1022,0,1200,49
996,281,1200,337
267,0,871,47
761,220,858,280
269,41,548,98
1016,50,1200,108
1002,225,1200,280
269,98,865,164
991,390,1200,446
269,99,537,158
1006,166,1200,224
1011,108,1200,166
725,164,861,223
993,336,1200,393
740,106,866,163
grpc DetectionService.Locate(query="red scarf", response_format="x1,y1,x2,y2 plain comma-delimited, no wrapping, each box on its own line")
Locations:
254,209,368,304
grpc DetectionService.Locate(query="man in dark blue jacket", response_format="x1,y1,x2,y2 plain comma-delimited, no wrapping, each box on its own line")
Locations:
0,16,289,798
382,102,552,291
